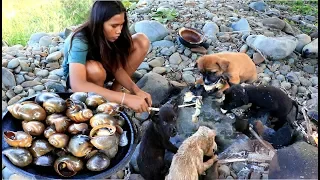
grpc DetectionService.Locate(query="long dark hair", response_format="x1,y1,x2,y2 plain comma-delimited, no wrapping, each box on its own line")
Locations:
69,0,132,72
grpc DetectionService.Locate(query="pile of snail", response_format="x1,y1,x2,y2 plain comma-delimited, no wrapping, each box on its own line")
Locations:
2,92,129,177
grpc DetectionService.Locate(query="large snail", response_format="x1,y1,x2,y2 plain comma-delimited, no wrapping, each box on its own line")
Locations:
65,99,93,123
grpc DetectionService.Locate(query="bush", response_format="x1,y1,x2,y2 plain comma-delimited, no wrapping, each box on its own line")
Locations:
2,0,92,46
2,0,138,46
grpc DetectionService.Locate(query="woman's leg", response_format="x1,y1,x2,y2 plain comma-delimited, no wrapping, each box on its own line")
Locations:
86,60,107,87
111,33,150,92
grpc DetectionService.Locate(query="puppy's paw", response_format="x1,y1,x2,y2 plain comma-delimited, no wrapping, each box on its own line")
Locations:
205,155,217,165
211,154,218,162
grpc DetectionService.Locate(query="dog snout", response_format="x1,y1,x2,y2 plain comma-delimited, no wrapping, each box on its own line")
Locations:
204,78,212,85
213,142,218,153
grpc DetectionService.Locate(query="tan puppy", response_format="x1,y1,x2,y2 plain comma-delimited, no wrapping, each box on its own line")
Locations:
165,126,218,180
195,52,257,96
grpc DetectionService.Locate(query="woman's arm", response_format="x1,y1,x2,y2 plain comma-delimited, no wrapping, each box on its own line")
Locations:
113,67,152,106
69,63,150,112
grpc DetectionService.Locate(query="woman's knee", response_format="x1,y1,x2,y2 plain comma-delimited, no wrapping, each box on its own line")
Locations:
86,60,106,85
132,33,150,52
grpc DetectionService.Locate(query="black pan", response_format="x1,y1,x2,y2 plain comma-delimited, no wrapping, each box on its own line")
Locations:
178,27,210,49
2,93,138,180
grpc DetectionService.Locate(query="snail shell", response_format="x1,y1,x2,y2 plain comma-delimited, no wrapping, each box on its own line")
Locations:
2,147,33,167
7,102,46,121
33,154,55,166
90,113,118,128
66,99,87,109
52,149,68,158
48,133,69,148
85,94,107,108
90,135,118,150
89,124,117,138
70,92,88,103
85,149,99,160
96,102,120,116
22,121,45,136
4,131,33,148
29,139,54,158
35,92,60,105
44,126,57,139
100,145,118,158
66,109,93,123
46,114,71,133
67,135,93,158
86,152,110,172
43,97,67,114
54,155,83,177
68,123,89,135
65,99,93,123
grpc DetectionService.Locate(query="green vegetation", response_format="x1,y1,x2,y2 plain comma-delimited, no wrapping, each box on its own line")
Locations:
287,0,318,16
269,0,318,16
2,0,136,46
270,0,318,34
122,0,138,10
284,18,314,34
151,8,178,24
2,0,317,46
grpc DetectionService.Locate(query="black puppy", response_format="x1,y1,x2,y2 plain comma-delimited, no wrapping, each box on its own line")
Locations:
253,120,294,149
137,103,178,180
221,85,299,130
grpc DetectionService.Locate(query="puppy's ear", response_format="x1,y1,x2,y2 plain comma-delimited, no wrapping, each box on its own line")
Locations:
216,58,229,72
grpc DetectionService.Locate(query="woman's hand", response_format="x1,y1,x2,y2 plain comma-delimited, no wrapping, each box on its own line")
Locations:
134,89,152,107
124,94,151,113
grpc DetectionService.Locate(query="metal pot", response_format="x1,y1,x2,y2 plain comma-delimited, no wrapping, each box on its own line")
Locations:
178,27,210,49
2,93,138,180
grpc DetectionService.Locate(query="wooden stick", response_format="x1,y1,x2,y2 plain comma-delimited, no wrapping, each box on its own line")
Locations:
149,107,160,111
301,107,312,139
249,125,275,153
218,158,247,164
182,67,197,71
293,121,309,140
178,103,196,108
148,103,197,111
218,157,271,164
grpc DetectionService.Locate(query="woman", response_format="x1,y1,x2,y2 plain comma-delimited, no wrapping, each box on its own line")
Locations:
62,1,152,113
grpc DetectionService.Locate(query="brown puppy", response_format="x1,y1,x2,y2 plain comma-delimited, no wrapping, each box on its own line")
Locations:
196,52,257,96
165,126,218,180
